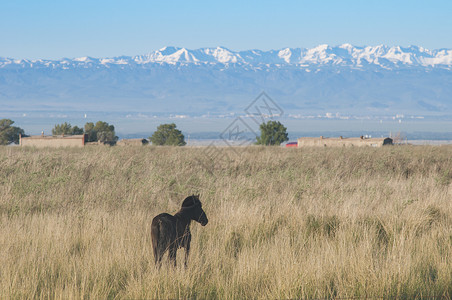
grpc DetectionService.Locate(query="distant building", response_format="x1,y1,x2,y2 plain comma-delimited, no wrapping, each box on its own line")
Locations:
20,134,86,148
297,136,393,148
116,138,149,146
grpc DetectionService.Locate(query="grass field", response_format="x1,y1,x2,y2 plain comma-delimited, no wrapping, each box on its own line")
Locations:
1,145,452,299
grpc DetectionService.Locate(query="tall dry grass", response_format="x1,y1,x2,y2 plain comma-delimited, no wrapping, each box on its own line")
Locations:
1,145,452,298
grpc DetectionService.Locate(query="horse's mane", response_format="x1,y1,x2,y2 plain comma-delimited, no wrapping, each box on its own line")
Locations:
181,194,201,208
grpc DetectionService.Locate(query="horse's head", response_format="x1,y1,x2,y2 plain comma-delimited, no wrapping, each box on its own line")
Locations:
182,194,208,226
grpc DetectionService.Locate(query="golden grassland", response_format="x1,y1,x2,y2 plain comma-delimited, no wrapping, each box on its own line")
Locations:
1,145,452,299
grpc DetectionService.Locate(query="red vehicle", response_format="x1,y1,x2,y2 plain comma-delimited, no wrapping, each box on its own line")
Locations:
285,142,298,148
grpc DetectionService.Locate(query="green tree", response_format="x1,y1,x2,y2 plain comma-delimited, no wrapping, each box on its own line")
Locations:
256,120,289,146
0,119,25,145
84,121,118,143
71,126,84,135
93,121,118,144
97,131,117,144
52,123,84,136
84,122,97,142
150,123,186,146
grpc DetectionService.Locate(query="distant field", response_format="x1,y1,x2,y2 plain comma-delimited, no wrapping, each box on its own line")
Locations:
1,145,452,298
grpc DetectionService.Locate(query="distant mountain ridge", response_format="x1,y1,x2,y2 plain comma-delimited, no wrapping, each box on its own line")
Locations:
1,44,452,70
1,44,451,117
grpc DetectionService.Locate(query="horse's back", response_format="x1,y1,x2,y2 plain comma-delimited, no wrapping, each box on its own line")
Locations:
152,213,175,224
152,213,177,230
151,213,177,247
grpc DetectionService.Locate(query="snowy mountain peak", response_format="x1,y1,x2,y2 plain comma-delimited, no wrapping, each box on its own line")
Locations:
73,56,94,62
339,43,354,49
312,44,330,51
158,46,181,55
278,48,293,63
209,47,239,63
1,45,451,70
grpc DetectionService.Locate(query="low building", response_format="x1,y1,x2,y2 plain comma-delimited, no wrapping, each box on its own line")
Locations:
20,134,86,148
297,136,393,148
116,138,149,146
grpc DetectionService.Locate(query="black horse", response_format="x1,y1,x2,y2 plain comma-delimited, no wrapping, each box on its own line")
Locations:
151,194,208,267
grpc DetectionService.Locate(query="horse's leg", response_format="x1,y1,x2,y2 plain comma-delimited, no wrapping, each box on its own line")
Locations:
169,246,177,267
153,242,163,268
153,249,159,267
154,249,163,269
184,242,190,268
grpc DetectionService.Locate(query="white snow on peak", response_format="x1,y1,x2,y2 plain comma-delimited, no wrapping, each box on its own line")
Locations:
423,49,452,66
1,45,452,70
144,47,201,64
158,46,181,55
74,56,92,62
101,58,115,64
383,46,413,64
302,44,336,64
210,47,239,63
312,44,330,52
339,43,353,50
278,48,292,63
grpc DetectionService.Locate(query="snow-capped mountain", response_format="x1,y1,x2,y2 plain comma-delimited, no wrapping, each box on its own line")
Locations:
1,44,451,69
1,45,451,116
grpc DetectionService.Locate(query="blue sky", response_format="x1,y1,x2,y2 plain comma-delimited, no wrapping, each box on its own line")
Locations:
1,0,451,59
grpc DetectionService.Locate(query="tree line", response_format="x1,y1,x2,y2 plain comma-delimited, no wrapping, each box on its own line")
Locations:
1,118,289,146
0,119,119,145
49,121,119,144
